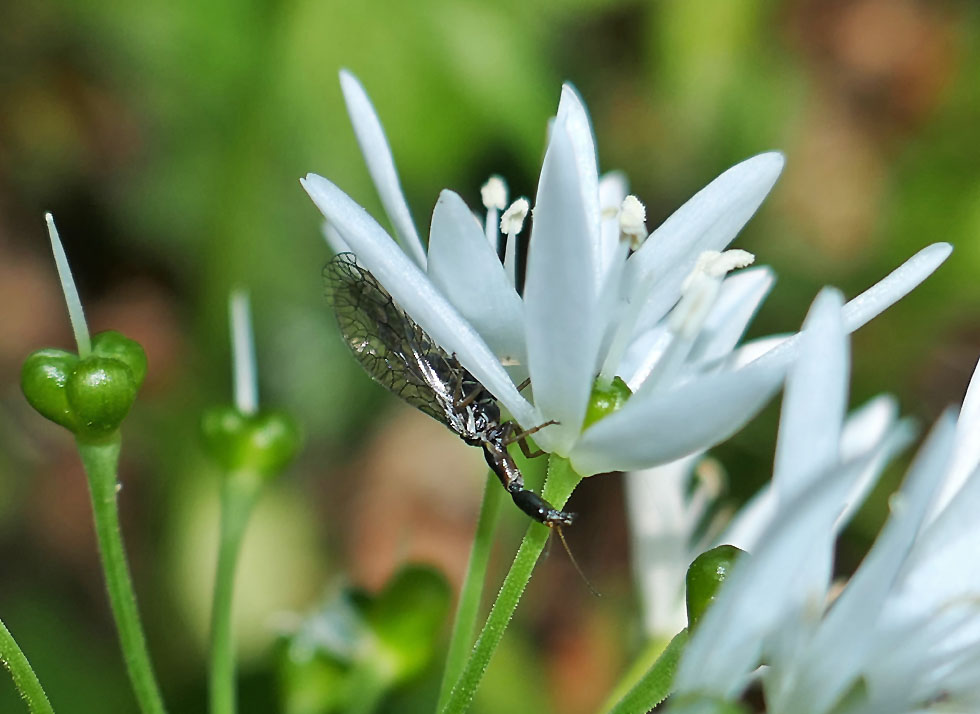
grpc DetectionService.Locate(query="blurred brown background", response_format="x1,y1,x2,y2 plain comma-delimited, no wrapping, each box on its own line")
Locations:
0,0,977,712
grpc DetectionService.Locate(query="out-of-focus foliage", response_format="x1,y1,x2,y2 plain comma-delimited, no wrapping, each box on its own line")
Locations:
0,0,977,712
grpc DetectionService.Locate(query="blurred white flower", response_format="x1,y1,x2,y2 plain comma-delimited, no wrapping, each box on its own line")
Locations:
671,344,980,714
302,70,950,477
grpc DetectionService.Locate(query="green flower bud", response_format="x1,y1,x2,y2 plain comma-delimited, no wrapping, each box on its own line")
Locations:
201,406,301,477
584,375,632,429
21,331,147,441
686,545,745,631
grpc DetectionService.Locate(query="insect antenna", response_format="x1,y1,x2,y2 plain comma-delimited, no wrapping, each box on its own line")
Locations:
553,525,601,598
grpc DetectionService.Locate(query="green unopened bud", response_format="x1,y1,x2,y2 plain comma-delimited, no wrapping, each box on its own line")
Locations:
584,375,632,429
686,544,744,631
21,331,147,441
201,406,301,477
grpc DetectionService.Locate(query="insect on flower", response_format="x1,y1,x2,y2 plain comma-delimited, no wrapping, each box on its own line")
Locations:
325,252,574,528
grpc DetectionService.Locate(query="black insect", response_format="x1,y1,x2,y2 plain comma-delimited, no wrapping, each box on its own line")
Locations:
324,252,575,528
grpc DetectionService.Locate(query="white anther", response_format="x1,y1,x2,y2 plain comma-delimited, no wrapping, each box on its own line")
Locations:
619,195,648,249
500,198,530,236
680,249,756,291
481,176,508,211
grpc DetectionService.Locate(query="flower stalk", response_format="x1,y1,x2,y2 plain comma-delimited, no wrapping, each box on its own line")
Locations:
439,455,582,714
78,437,168,714
209,470,262,714
436,471,504,711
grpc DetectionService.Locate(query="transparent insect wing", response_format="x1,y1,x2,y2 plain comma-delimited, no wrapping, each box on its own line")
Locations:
324,253,461,426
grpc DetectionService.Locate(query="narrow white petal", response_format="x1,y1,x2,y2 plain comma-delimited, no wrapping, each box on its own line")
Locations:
930,357,980,518
571,362,785,475
556,83,601,268
302,173,535,425
841,242,952,332
524,120,603,453
732,243,952,375
772,289,848,503
427,190,527,364
687,266,775,365
778,414,957,714
339,70,427,268
321,220,351,254
626,152,785,333
677,456,861,698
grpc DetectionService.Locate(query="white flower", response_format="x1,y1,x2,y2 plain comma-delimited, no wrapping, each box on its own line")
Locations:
302,70,950,477
671,320,980,713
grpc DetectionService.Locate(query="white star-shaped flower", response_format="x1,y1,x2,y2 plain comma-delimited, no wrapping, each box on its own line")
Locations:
302,70,950,477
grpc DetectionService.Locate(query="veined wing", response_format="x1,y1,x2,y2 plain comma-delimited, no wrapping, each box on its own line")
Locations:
324,252,461,427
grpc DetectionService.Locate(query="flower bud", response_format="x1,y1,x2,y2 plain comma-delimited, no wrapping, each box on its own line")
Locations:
583,376,632,429
201,406,301,477
685,544,745,631
21,331,147,441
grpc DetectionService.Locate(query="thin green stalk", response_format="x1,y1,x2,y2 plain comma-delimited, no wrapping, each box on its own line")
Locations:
0,618,55,714
77,437,168,714
436,471,504,711
605,629,688,714
438,455,582,714
209,471,262,714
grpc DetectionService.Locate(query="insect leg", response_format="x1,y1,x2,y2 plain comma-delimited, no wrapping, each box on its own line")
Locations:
516,377,531,392
501,420,559,459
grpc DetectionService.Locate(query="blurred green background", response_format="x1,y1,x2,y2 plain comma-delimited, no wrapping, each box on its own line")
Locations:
0,0,978,712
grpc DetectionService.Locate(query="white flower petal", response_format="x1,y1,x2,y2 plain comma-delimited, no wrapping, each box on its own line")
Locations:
523,120,603,453
677,456,863,699
774,413,957,714
339,70,427,268
626,152,785,333
841,242,952,333
733,243,952,375
571,362,786,475
688,266,775,366
427,190,527,364
930,357,980,518
302,173,535,425
555,83,601,267
772,288,848,503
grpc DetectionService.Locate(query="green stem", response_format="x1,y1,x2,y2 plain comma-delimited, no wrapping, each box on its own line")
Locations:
0,618,55,714
604,629,688,714
436,471,504,711
438,455,582,714
77,437,168,714
209,471,262,714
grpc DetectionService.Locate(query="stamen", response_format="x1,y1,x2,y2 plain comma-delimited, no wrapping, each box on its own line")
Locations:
481,176,508,211
481,176,508,251
500,198,529,235
671,249,756,339
618,195,648,249
500,198,529,285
